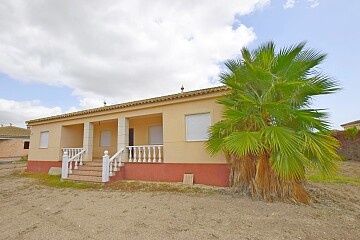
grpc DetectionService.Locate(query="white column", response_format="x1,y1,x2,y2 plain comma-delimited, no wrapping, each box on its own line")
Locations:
61,151,69,179
102,151,110,182
83,122,94,162
117,117,129,162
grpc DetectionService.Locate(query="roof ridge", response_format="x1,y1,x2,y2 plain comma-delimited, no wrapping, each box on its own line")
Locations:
26,85,228,124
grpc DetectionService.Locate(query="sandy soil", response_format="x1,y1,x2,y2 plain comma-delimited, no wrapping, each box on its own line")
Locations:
0,162,359,240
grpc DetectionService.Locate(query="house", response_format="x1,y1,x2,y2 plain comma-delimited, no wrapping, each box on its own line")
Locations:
26,86,230,186
0,125,30,160
341,120,360,130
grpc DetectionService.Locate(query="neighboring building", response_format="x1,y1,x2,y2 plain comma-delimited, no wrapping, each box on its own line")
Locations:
0,125,30,160
341,120,360,130
26,86,230,186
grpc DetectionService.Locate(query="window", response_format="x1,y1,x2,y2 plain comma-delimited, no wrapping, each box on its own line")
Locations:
23,141,30,149
185,113,211,141
149,126,163,145
100,131,111,147
39,131,49,148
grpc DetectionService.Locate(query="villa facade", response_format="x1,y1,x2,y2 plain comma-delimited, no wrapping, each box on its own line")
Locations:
26,86,230,186
0,125,30,160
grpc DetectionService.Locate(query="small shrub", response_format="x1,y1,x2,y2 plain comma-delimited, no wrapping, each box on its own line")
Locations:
345,127,359,140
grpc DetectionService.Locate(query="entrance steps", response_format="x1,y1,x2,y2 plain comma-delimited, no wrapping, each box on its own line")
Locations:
66,160,103,183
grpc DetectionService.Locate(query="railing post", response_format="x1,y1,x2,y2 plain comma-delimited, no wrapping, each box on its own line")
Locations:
147,146,151,162
79,153,83,166
158,146,162,163
61,151,69,179
119,154,122,167
102,150,110,182
152,146,156,162
142,146,146,162
134,147,137,162
113,157,118,172
128,146,133,162
74,156,79,170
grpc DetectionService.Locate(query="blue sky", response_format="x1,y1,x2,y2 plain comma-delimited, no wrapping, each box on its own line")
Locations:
0,0,359,129
241,0,360,129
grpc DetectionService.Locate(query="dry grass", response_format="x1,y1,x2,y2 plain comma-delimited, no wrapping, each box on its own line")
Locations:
307,160,360,186
23,173,102,189
20,172,218,194
104,180,218,194
307,174,360,186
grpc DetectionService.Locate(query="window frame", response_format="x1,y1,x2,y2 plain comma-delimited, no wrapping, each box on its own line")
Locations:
23,140,30,149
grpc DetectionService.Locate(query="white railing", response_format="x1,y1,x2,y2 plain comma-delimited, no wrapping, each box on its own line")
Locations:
61,148,86,179
62,148,85,164
102,149,124,182
127,145,163,163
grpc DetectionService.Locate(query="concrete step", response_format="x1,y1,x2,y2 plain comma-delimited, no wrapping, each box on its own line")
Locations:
71,170,102,176
84,161,102,167
77,166,102,171
66,175,102,183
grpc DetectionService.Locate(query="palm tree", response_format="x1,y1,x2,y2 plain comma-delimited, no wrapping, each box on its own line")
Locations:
206,42,341,203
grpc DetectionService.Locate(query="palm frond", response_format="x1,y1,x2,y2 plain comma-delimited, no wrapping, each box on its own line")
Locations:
261,126,307,180
301,131,340,175
224,131,263,157
272,42,306,75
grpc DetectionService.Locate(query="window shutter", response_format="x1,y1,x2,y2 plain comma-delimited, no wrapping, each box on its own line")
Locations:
100,131,111,147
185,113,211,141
39,131,49,148
149,126,163,145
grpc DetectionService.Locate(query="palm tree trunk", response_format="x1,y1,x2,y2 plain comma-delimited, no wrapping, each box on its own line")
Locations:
230,153,311,204
228,155,256,195
254,153,275,201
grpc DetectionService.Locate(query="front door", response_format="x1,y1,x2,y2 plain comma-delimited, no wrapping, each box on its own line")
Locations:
129,128,134,146
129,128,134,156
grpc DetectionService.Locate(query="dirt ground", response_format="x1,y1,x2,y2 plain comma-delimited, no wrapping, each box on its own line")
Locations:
0,161,359,240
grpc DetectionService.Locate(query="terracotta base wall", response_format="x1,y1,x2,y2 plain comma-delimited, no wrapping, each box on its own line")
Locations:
27,160,62,173
114,163,230,187
27,161,230,187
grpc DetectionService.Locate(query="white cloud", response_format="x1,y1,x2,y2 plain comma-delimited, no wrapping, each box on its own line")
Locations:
0,99,62,127
283,0,320,9
0,0,270,125
307,0,320,8
284,0,296,9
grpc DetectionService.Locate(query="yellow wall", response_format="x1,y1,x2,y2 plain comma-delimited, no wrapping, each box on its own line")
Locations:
129,114,162,146
28,123,62,161
28,91,226,163
60,124,84,148
92,120,118,158
162,98,225,163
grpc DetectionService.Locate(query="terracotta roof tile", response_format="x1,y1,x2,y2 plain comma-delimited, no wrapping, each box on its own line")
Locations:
341,120,360,127
26,86,229,125
0,126,30,138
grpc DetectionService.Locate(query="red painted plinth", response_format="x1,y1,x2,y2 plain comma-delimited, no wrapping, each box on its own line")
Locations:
27,160,62,173
27,160,230,187
117,163,230,187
